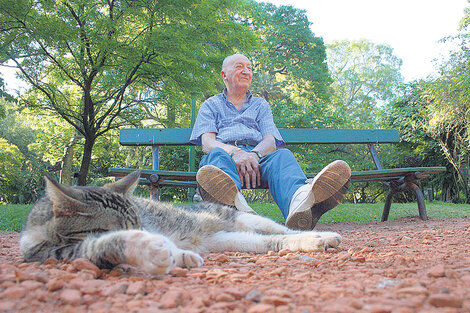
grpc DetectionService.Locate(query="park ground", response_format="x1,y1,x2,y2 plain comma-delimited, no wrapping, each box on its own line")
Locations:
0,216,469,312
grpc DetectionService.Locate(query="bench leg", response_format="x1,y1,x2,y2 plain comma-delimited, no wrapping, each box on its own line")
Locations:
149,174,160,201
382,175,428,222
410,182,428,220
382,190,395,222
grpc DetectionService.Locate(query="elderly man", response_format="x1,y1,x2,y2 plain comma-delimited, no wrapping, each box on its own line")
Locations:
190,53,351,230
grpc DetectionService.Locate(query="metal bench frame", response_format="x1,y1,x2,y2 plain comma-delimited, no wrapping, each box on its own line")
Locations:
109,128,446,222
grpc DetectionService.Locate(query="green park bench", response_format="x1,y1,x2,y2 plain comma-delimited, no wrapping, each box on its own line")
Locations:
109,128,446,222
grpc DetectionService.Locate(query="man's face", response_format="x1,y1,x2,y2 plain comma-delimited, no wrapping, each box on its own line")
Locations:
221,55,253,92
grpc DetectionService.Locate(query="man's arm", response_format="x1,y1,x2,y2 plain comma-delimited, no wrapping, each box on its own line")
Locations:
201,132,239,155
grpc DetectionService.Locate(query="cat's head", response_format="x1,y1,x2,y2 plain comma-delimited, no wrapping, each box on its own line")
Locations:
45,171,142,240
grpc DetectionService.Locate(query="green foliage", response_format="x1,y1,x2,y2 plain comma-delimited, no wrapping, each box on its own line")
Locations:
0,138,26,203
0,0,259,184
0,204,30,231
327,39,404,127
0,100,52,202
248,2,332,102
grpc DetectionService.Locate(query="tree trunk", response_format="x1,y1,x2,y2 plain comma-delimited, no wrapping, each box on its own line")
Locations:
77,136,96,186
59,132,81,185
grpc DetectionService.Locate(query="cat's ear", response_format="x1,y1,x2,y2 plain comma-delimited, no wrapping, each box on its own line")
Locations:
104,171,141,196
45,175,89,217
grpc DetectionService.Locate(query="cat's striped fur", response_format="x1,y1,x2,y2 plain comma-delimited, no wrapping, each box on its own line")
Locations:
20,171,342,275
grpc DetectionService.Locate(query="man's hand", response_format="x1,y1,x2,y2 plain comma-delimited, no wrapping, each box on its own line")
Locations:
231,150,260,189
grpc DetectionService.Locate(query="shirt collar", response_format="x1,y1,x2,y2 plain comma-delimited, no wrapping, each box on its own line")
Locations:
222,88,252,103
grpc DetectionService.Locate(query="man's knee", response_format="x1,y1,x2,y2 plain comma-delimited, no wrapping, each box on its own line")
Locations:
268,148,297,161
201,147,233,167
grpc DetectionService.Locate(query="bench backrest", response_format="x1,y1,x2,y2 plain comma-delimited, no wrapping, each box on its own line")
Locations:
119,128,400,146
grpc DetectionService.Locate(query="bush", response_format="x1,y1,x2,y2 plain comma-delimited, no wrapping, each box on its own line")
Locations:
0,138,26,203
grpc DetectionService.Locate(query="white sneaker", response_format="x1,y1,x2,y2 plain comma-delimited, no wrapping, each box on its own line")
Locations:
285,160,351,230
234,192,257,214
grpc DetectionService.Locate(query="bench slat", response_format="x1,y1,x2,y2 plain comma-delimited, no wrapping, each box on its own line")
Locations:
110,166,446,185
119,128,400,146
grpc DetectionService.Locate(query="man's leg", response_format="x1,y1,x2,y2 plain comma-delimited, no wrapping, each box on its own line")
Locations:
259,149,307,217
196,148,255,214
259,149,351,230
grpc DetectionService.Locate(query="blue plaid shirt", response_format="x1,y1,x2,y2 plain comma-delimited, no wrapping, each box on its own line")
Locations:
190,89,285,148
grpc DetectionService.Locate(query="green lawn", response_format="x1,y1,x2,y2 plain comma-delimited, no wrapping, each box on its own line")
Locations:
0,204,31,232
252,201,470,224
2,201,470,232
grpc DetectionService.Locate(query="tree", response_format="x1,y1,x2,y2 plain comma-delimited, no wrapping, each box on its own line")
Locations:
0,0,257,185
327,39,404,127
248,3,331,100
0,137,25,203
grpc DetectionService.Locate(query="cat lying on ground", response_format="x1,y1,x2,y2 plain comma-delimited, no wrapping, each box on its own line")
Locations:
20,171,342,275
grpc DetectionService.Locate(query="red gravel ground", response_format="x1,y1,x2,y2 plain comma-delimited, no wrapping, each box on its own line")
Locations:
1,216,469,313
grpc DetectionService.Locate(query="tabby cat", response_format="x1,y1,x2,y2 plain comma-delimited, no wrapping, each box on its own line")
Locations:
20,171,342,275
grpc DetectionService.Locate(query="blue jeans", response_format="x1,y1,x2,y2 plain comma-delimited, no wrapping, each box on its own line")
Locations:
200,147,307,218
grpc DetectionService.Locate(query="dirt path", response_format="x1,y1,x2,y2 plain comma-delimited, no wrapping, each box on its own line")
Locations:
1,217,469,312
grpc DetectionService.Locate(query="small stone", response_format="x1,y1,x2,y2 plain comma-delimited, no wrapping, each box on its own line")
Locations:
46,278,65,291
223,288,244,300
266,266,286,277
428,293,463,308
215,293,236,302
0,286,26,299
205,269,229,279
397,286,428,296
159,290,183,309
278,249,291,256
246,289,263,302
214,254,230,263
169,267,188,277
369,304,393,313
0,301,16,311
100,282,129,297
247,303,275,313
126,281,146,295
260,296,289,306
45,258,60,265
427,264,445,278
20,280,44,290
60,289,82,305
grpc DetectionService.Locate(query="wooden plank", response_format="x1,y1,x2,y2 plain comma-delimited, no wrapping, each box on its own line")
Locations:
120,128,192,146
280,128,400,144
119,128,401,146
110,166,446,186
109,168,196,180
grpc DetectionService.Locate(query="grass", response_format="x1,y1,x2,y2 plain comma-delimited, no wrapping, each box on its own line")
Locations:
1,201,470,232
0,204,31,232
251,201,470,224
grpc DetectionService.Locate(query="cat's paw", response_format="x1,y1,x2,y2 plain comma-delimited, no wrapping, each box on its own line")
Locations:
318,231,342,249
173,249,204,269
125,231,175,275
284,232,326,252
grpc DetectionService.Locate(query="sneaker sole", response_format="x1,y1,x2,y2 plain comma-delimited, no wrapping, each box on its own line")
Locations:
196,165,238,206
285,206,314,230
311,160,351,203
286,160,351,230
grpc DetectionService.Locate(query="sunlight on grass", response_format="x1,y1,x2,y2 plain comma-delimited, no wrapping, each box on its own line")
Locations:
1,201,469,232
251,201,470,224
0,204,31,232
